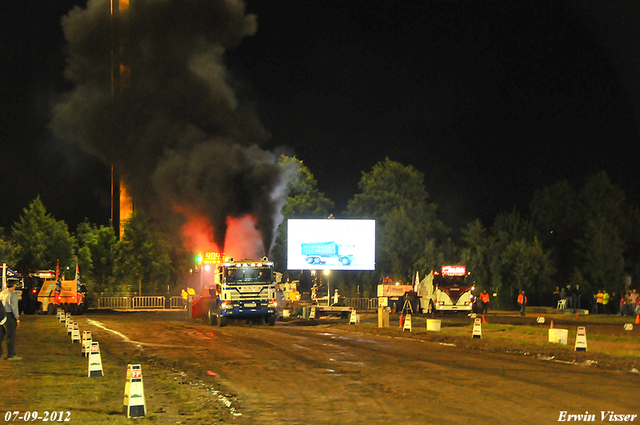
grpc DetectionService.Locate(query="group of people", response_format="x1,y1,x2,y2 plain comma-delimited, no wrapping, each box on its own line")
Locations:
0,280,21,360
619,289,640,316
552,285,582,310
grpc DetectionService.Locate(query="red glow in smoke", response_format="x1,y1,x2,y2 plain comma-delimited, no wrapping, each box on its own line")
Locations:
175,205,263,259
176,206,220,254
225,216,263,259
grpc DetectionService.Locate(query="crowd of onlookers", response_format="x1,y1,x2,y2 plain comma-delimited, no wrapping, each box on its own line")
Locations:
552,285,640,316
618,289,640,316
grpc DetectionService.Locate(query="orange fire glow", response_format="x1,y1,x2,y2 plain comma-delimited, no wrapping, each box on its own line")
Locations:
175,206,263,259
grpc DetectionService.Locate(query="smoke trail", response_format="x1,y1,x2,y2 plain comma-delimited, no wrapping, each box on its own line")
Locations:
50,0,286,253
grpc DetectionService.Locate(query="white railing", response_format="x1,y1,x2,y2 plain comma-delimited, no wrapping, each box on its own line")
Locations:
96,296,186,310
98,297,132,309
170,296,186,309
344,298,378,310
132,296,166,309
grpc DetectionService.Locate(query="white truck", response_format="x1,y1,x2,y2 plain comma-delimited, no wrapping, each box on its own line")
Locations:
202,257,278,326
417,265,475,314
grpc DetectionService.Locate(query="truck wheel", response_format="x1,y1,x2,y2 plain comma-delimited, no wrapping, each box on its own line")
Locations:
267,315,276,326
207,306,215,325
77,303,85,315
306,257,315,264
340,257,351,265
214,306,227,327
313,257,321,264
47,303,55,315
428,300,435,316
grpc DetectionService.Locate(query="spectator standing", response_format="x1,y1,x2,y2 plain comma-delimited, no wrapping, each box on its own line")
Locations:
517,290,527,316
552,287,560,308
602,290,610,314
480,290,490,314
566,285,573,309
0,280,21,360
596,289,604,314
630,290,638,311
574,285,581,310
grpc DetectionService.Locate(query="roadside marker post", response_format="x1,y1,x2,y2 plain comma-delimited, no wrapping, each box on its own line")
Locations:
82,331,92,357
309,307,316,320
65,313,71,328
71,322,81,343
88,342,104,377
402,314,412,332
624,323,633,331
574,326,587,351
67,319,74,336
472,318,482,338
123,364,146,418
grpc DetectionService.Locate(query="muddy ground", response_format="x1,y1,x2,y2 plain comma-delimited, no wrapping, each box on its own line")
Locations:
54,309,640,425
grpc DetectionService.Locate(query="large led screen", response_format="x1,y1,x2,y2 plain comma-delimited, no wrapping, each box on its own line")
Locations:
287,219,375,270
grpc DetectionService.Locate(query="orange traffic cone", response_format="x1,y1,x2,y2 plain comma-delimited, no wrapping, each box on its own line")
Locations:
575,311,579,319
635,314,639,325
482,315,486,324
550,320,554,329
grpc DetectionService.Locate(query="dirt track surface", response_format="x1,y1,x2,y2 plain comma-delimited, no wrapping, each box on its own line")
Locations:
71,310,639,425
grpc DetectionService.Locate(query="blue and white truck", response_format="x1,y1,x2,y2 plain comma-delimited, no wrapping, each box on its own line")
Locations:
203,257,278,327
301,242,354,266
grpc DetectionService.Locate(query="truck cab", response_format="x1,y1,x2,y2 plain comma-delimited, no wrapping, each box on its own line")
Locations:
203,257,278,327
417,265,475,314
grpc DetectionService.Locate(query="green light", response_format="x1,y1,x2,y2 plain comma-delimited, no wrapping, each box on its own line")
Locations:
196,254,203,263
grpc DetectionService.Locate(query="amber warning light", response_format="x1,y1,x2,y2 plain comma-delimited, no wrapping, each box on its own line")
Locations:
441,265,466,276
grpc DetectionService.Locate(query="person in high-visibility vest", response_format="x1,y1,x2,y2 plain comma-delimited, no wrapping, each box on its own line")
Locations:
596,289,604,314
517,290,527,316
479,290,490,314
602,290,610,314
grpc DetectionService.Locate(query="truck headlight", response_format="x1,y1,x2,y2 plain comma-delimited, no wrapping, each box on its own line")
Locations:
269,299,278,308
221,301,233,309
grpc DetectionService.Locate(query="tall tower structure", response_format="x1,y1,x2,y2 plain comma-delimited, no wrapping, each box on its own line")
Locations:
110,0,134,238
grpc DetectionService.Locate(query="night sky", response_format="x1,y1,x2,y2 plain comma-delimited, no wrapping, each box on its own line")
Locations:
2,0,640,235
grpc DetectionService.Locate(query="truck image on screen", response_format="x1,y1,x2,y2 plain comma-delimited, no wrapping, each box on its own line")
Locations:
301,242,354,266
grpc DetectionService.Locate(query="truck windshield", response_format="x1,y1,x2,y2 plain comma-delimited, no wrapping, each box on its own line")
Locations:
435,276,468,287
225,267,273,283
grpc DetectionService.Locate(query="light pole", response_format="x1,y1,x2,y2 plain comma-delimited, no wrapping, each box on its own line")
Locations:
323,269,331,306
196,254,203,294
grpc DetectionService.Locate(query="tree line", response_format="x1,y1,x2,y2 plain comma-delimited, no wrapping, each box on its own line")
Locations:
1,156,638,309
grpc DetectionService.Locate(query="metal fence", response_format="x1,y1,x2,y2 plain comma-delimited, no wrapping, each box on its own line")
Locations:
97,297,132,309
170,296,186,309
132,296,166,309
343,298,378,310
96,295,186,310
96,296,375,311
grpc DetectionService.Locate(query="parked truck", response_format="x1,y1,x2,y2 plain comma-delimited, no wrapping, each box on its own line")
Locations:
201,257,278,327
417,265,475,314
301,242,354,266
36,263,86,315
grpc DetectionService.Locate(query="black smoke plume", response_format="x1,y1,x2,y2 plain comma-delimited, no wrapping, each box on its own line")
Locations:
50,0,285,254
